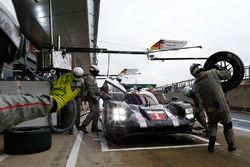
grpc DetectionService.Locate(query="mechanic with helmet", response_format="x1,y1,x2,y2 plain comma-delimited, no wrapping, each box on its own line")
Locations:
183,86,208,134
189,63,236,152
61,67,85,134
72,67,86,130
79,65,102,133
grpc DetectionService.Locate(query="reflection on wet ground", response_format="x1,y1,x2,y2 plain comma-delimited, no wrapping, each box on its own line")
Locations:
232,119,250,129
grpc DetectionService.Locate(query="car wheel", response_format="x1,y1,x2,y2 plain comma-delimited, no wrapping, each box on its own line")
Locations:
204,51,245,92
4,127,52,155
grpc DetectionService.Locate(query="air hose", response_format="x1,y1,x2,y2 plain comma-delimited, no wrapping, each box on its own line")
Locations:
48,99,77,133
24,52,49,80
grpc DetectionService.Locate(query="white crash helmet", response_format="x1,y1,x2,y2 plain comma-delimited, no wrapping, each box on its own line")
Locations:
73,67,84,77
190,63,203,77
183,86,193,97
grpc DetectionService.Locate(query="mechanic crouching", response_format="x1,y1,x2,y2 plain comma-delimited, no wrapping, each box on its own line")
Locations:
189,63,236,152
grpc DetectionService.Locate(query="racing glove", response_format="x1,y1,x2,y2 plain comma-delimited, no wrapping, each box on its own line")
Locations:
50,72,80,112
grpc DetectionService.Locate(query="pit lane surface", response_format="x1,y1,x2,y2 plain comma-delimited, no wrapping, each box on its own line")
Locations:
232,111,250,131
0,111,250,167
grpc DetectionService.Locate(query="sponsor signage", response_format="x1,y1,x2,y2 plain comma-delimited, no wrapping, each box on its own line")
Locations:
119,68,139,76
150,39,188,51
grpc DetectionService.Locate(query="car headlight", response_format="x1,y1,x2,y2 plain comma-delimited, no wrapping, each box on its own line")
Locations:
112,107,127,121
185,108,194,119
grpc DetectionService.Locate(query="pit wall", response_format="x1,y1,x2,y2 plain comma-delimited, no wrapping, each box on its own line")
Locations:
225,81,250,112
154,81,250,112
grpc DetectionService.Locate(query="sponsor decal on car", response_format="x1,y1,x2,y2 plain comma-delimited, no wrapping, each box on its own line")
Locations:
135,113,147,128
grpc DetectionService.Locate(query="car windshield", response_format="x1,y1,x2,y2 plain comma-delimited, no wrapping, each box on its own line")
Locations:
125,93,159,105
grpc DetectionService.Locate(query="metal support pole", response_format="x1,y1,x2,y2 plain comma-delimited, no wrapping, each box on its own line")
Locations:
45,46,207,60
57,35,60,50
149,57,208,61
49,0,54,47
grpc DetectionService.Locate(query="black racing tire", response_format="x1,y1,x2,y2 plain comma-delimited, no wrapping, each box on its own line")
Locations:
4,127,52,155
204,51,245,92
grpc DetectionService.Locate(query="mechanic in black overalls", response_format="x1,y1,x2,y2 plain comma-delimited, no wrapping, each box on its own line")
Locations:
79,65,102,133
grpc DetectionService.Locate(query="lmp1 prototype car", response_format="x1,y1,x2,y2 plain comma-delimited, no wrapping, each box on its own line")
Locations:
100,79,195,141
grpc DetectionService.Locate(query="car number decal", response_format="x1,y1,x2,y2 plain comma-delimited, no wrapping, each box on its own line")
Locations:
146,111,165,120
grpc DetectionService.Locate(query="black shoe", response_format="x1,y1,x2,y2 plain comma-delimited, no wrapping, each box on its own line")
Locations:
91,127,102,132
79,125,88,134
208,136,216,152
208,143,215,152
228,142,237,151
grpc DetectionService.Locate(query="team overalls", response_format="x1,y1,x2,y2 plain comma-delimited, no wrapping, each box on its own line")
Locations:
193,69,235,144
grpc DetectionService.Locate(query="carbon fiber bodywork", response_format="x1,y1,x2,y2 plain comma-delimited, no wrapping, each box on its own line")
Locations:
100,80,195,140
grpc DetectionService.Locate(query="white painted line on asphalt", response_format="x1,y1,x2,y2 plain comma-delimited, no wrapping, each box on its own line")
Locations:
189,134,220,145
188,134,209,142
65,132,83,167
100,134,219,152
102,143,210,152
0,154,9,162
219,119,250,132
234,127,250,133
232,118,250,123
100,136,110,152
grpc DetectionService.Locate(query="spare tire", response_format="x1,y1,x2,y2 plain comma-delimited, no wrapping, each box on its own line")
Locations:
4,127,52,155
204,51,245,92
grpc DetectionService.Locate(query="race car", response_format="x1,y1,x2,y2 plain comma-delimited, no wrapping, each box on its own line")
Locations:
100,78,195,141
